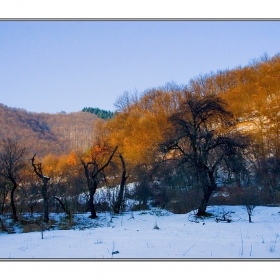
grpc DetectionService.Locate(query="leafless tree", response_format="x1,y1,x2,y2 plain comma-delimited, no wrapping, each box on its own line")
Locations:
81,146,118,218
163,92,249,216
114,90,139,112
0,138,27,221
242,186,259,223
31,154,50,223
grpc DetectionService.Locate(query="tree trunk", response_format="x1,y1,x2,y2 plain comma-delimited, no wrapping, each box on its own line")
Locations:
248,214,252,223
30,204,34,216
89,188,97,219
81,146,118,219
31,155,50,223
43,199,49,223
113,183,125,214
197,190,212,216
10,186,18,222
196,171,216,216
41,184,49,223
113,154,128,214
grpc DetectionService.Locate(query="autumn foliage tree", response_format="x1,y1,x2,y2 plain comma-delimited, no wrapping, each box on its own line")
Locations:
106,87,182,166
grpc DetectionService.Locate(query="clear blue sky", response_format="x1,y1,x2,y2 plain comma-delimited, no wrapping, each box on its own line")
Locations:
0,20,280,114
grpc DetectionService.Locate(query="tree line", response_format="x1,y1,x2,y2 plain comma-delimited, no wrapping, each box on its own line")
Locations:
1,54,280,227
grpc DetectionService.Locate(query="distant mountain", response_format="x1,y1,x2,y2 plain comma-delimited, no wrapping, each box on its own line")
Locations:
0,104,99,157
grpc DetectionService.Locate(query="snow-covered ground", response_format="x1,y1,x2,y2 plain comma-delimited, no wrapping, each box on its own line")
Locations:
1,205,280,259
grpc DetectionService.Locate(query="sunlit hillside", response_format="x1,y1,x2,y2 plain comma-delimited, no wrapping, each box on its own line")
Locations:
0,104,98,156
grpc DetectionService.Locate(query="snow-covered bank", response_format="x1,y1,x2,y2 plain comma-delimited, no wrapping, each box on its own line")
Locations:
1,205,280,259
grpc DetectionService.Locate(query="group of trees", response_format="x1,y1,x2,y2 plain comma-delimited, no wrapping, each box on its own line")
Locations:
82,107,115,120
1,54,280,225
0,132,130,224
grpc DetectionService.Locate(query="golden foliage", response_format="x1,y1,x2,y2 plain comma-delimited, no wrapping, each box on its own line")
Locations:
67,150,79,166
105,89,181,165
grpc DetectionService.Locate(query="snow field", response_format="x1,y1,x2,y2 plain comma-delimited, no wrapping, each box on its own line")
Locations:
1,205,280,259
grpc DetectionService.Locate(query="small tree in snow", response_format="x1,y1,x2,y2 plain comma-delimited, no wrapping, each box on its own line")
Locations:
242,186,259,223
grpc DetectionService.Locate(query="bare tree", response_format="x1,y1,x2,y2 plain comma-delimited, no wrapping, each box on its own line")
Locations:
242,186,259,223
163,92,249,216
0,138,27,221
81,146,118,219
114,90,139,112
31,154,50,223
53,195,73,225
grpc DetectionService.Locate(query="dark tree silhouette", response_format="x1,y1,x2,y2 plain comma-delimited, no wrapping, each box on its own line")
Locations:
113,153,129,214
31,154,50,223
81,146,118,219
163,92,249,216
0,138,27,221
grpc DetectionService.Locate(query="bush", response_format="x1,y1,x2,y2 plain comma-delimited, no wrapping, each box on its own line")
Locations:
165,188,202,214
134,182,153,207
131,203,150,211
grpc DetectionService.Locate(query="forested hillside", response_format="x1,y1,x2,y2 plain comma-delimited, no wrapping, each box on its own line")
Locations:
0,104,98,157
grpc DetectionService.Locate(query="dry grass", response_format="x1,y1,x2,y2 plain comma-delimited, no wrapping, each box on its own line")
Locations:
21,218,56,233
22,223,42,233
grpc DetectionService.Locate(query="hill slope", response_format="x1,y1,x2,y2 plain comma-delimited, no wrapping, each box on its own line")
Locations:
0,104,98,156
